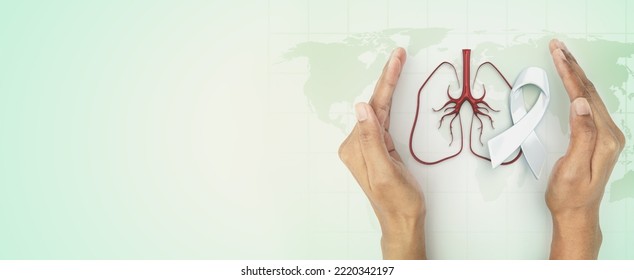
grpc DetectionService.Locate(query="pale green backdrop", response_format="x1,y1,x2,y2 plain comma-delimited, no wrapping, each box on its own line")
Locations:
0,0,632,259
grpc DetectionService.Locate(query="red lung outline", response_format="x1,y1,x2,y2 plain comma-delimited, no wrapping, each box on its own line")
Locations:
409,49,522,165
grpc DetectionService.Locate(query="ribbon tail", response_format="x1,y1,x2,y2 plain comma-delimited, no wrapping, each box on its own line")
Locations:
489,67,550,178
521,132,546,179
488,114,536,168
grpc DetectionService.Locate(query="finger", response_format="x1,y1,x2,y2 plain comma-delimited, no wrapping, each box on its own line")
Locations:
550,47,587,101
553,40,624,148
339,126,372,193
558,41,622,137
555,40,589,82
354,102,392,177
369,47,406,126
550,40,626,184
563,98,597,176
384,110,391,130
383,131,403,162
380,111,404,162
555,41,607,113
548,38,560,54
551,45,616,143
551,39,594,103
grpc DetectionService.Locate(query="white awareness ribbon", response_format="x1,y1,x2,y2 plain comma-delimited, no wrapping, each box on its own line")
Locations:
487,67,550,179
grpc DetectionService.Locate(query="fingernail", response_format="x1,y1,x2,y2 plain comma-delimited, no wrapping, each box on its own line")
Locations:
392,47,401,57
559,40,569,52
573,98,591,116
355,103,368,122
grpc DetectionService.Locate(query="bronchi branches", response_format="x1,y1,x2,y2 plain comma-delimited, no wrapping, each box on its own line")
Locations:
409,49,522,165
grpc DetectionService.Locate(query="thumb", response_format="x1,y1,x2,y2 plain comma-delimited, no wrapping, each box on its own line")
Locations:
564,97,597,169
355,102,391,172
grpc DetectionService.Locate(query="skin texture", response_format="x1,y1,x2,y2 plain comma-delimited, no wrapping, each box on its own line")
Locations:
338,48,426,260
546,39,625,259
338,41,624,260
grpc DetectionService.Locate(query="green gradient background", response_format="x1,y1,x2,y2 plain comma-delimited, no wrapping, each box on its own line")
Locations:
0,0,632,259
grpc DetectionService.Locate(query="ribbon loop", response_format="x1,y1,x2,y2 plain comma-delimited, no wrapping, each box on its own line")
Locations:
487,67,550,179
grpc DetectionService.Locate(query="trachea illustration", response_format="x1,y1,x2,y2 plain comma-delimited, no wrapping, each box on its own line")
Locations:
409,49,522,165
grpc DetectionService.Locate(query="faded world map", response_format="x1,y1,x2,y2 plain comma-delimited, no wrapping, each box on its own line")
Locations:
285,28,634,202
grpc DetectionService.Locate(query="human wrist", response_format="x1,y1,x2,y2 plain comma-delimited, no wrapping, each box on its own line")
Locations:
551,206,599,227
550,209,602,259
379,214,426,259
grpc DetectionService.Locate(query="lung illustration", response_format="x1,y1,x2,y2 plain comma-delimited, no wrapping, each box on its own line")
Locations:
409,49,522,165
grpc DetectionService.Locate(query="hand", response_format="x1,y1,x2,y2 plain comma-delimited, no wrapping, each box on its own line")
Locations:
338,48,426,260
546,39,626,259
